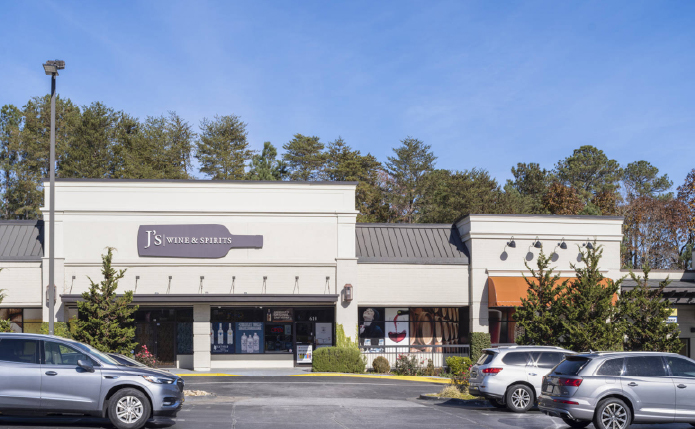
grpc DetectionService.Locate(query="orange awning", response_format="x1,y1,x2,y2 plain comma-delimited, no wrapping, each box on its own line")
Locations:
488,276,614,307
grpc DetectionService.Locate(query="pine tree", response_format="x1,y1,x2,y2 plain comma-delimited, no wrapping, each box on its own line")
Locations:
560,243,623,352
617,266,682,352
384,137,436,223
282,134,325,181
514,251,567,346
247,141,287,180
71,248,138,354
196,114,253,180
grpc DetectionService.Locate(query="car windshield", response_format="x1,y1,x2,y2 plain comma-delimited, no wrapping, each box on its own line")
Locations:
552,357,590,375
72,342,120,365
117,354,146,367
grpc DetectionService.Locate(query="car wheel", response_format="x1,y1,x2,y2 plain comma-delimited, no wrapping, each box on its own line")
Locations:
593,397,631,429
562,417,591,428
505,384,534,413
488,398,506,408
108,388,151,429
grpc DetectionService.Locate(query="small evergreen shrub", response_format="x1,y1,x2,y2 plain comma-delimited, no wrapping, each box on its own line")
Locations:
423,358,436,376
312,347,365,373
470,332,491,364
394,354,420,376
372,356,391,373
446,356,472,375
0,320,11,333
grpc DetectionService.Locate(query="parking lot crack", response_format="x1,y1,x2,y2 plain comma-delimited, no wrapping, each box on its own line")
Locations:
331,412,350,429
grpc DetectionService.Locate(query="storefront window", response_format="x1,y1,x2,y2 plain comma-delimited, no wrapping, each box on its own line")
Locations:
0,308,24,333
357,307,469,350
489,308,516,344
133,307,194,366
264,323,293,353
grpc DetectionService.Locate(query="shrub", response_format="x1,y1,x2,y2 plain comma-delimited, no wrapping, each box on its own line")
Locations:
446,356,472,375
372,356,391,373
312,347,366,373
423,358,435,376
450,364,471,392
335,324,359,350
470,332,491,364
394,354,420,376
134,345,158,368
0,320,11,333
40,322,73,339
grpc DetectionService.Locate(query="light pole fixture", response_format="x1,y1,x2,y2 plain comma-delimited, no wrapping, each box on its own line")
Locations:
43,59,65,335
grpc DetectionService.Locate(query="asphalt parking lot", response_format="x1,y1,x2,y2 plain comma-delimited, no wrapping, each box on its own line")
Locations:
1,376,695,429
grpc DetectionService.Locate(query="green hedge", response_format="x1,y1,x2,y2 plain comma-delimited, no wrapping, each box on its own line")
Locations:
470,332,491,364
312,347,366,373
445,356,472,375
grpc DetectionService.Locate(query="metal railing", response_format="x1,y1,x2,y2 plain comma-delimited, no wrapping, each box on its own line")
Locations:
360,344,470,370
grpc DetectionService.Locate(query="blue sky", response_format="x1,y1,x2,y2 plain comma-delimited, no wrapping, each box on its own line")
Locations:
1,1,693,187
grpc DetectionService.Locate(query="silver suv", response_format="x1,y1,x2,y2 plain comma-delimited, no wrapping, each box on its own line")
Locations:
0,333,184,429
469,345,574,412
539,351,695,429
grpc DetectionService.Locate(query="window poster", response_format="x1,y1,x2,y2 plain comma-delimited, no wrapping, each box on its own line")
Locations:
409,308,462,352
235,322,264,354
266,308,293,322
316,323,333,345
211,322,236,354
358,307,385,346
384,308,409,349
297,344,313,364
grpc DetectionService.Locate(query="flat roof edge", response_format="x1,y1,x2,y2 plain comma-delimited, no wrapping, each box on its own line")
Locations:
43,178,358,186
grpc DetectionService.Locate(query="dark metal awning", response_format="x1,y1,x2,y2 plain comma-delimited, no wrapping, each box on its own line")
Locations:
60,294,339,305
621,279,695,304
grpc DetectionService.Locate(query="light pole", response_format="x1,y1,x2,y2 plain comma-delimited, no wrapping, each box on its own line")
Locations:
42,60,65,335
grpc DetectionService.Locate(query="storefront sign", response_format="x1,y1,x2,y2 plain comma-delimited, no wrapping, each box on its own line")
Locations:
668,309,678,324
137,224,263,258
266,308,293,322
297,344,312,363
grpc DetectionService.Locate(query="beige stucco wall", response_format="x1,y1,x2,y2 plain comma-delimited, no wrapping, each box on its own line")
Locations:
0,262,43,307
355,263,468,306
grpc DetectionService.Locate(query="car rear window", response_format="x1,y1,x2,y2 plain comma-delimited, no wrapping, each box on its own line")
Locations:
502,352,530,366
476,351,496,365
552,357,590,375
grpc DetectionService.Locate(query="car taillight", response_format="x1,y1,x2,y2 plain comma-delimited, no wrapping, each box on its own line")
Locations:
553,399,579,405
482,368,503,374
559,377,583,387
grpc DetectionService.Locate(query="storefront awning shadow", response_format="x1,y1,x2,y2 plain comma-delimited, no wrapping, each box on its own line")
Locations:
61,294,339,304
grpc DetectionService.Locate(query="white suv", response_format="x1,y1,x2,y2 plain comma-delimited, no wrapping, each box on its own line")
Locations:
468,345,574,412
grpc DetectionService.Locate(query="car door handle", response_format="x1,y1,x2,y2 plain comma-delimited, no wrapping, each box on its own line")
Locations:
45,371,58,376
628,382,638,387
678,384,687,389
529,373,537,376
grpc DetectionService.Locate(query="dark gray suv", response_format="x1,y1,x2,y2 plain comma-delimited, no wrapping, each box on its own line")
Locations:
539,351,695,429
0,333,184,429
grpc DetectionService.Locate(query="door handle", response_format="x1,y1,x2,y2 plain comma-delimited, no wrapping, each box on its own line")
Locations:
628,382,638,387
529,373,537,376
678,384,687,389
45,371,57,376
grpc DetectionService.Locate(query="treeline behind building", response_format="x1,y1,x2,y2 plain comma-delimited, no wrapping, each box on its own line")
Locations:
1,95,693,269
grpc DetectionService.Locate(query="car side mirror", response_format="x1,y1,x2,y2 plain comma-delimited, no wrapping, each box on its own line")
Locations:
77,359,95,373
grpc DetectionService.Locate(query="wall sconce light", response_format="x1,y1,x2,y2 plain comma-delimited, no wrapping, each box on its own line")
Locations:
199,276,204,294
533,236,543,249
583,239,594,250
230,276,236,294
558,238,567,250
343,284,353,302
325,276,331,294
501,236,515,261
293,276,299,294
134,275,139,293
507,236,516,248
262,276,267,293
167,276,172,294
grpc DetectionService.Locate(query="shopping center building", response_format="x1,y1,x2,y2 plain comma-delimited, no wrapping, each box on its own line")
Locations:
0,179,693,370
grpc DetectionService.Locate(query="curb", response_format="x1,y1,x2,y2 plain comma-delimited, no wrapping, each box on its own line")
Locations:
418,394,490,407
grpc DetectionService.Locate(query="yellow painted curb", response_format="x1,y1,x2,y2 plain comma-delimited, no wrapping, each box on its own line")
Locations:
293,373,451,384
174,373,239,377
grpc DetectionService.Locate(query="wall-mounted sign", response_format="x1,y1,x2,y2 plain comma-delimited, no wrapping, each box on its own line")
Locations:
266,308,293,322
137,224,263,258
668,308,678,324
